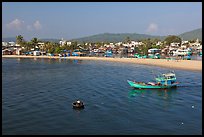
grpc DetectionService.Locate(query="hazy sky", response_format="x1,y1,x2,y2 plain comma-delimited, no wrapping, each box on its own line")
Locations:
2,2,202,40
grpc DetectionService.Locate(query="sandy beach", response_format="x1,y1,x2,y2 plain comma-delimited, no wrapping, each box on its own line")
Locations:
2,55,202,72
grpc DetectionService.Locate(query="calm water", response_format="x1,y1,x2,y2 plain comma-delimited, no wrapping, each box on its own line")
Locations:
2,58,202,135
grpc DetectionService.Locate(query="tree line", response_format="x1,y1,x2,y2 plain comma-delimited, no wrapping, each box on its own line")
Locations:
15,35,184,55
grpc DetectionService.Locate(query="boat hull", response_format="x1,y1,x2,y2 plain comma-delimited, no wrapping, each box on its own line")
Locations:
127,80,177,89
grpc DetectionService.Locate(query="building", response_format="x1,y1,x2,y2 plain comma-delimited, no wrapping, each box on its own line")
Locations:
8,42,15,46
170,42,180,47
2,42,8,47
2,49,12,55
16,48,22,55
33,51,41,56
148,48,161,54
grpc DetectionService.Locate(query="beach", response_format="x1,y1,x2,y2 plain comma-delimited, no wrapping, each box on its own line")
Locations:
2,55,202,71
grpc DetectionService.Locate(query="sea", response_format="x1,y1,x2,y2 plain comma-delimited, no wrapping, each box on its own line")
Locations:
2,57,202,135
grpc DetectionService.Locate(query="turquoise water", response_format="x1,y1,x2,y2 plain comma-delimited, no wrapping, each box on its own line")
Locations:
2,58,202,135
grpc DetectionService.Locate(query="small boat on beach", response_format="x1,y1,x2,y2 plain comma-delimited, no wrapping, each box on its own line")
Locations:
127,72,179,89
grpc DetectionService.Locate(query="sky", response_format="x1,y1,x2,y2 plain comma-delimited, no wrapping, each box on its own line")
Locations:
2,2,202,41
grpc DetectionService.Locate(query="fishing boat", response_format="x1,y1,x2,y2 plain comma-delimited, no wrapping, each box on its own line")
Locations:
127,72,179,89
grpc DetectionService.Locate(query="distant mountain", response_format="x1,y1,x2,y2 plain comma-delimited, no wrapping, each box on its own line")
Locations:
179,28,202,41
1,37,60,43
2,37,16,42
70,33,165,43
70,28,202,43
38,38,60,43
2,28,202,43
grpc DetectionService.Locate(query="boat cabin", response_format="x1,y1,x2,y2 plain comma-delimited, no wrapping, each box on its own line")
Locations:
155,72,176,85
162,73,176,79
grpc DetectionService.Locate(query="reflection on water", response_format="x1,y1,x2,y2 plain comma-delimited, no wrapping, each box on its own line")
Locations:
72,59,82,64
72,107,85,114
16,58,83,64
128,88,178,100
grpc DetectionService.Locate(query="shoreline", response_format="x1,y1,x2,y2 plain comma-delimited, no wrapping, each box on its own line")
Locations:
2,55,202,72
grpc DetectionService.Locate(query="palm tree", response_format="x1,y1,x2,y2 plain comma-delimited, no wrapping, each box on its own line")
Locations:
125,36,131,44
44,42,55,53
16,35,24,45
16,35,25,49
31,37,39,50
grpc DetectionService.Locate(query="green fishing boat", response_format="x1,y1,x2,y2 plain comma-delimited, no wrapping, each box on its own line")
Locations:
127,72,179,89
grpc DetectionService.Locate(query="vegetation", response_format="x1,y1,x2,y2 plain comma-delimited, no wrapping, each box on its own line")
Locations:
31,37,39,50
164,35,182,46
124,36,131,43
179,28,202,41
16,35,24,45
70,33,165,43
3,28,202,55
69,28,201,43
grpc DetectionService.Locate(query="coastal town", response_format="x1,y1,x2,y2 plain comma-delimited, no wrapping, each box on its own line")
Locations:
3,2,202,135
2,35,202,60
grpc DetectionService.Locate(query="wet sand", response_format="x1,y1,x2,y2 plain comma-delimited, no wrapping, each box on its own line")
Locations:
2,55,202,71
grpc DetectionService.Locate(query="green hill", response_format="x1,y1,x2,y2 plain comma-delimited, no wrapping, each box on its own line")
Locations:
1,37,60,43
70,28,202,43
179,28,202,41
2,37,16,42
2,28,201,43
38,38,60,43
70,33,165,43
